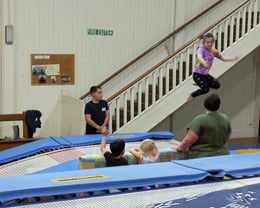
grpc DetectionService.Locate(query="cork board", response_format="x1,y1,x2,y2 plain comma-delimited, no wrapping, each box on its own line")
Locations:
31,54,75,85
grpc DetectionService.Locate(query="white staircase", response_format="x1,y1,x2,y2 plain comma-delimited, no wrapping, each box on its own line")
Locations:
108,0,260,133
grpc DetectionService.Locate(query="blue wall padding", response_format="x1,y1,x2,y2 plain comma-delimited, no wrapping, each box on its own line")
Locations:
0,162,207,203
0,131,173,164
172,152,260,177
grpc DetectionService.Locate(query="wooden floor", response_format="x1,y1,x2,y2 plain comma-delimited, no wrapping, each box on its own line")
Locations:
228,137,260,145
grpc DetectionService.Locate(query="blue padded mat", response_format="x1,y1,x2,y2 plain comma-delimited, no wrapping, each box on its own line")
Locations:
57,134,102,147
59,131,174,147
107,131,174,142
31,159,79,174
0,131,173,164
172,152,260,177
0,137,61,164
49,136,73,146
0,162,208,203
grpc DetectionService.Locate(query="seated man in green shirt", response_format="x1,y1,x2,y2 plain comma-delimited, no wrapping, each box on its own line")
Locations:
172,93,231,159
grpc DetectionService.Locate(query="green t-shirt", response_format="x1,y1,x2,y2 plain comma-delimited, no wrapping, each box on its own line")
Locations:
188,111,231,159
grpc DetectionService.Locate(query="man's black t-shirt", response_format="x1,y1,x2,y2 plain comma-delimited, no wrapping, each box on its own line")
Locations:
104,151,128,167
84,100,109,134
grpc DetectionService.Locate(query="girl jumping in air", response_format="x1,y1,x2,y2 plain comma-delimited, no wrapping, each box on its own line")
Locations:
188,33,238,101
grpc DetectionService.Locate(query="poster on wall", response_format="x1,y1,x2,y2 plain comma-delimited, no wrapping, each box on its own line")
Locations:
45,64,60,76
32,64,61,84
32,65,45,75
61,76,71,84
31,54,74,86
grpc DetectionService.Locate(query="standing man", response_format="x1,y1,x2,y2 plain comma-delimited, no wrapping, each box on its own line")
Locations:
84,86,110,134
172,93,231,159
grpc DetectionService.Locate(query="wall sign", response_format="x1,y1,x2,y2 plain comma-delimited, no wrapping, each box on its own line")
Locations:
87,28,113,36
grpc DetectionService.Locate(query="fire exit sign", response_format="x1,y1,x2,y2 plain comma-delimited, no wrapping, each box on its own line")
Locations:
87,28,113,36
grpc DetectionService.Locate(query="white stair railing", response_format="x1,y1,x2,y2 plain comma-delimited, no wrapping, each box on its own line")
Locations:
108,0,259,133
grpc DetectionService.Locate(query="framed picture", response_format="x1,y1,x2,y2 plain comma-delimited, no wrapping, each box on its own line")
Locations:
31,54,74,85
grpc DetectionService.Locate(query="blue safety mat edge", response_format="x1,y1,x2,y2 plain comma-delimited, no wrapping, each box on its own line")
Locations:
172,152,260,177
0,162,207,203
0,137,63,164
59,131,174,147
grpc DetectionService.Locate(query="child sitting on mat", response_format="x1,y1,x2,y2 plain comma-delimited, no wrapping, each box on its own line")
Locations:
81,127,129,196
100,127,128,167
130,139,160,189
100,127,133,192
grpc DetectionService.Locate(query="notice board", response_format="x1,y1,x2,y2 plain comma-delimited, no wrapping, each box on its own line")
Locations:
31,54,75,85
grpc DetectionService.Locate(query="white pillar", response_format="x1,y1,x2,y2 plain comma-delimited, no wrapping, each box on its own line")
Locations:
1,0,16,137
1,0,15,114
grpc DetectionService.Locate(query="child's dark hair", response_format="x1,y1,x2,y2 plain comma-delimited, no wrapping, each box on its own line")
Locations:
204,93,221,111
201,32,214,43
90,86,101,94
110,139,125,157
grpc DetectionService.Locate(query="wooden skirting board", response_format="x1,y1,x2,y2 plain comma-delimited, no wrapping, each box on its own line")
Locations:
228,137,260,145
0,138,39,151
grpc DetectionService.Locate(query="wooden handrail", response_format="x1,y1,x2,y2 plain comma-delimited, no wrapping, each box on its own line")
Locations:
0,113,25,121
106,0,250,102
0,112,29,138
79,0,224,100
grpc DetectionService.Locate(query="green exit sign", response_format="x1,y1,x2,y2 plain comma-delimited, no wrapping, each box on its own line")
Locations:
87,28,113,36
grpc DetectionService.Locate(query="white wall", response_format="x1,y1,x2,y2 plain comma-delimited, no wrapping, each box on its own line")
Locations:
255,47,260,137
0,0,173,136
1,0,178,137
37,93,85,137
0,2,2,113
0,0,245,137
170,0,245,52
152,48,260,140
99,0,246,100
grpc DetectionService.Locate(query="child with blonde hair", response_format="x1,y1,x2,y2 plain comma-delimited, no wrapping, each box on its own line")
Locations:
130,139,160,189
130,139,159,164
